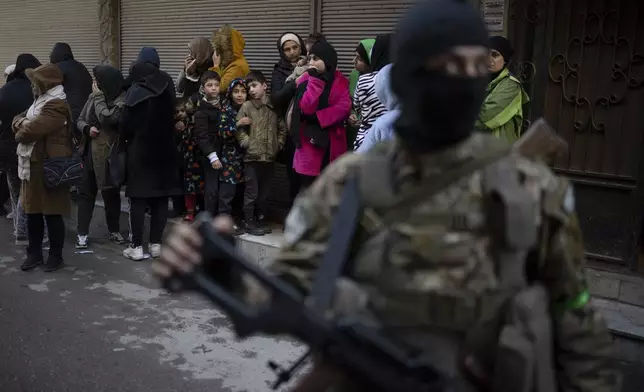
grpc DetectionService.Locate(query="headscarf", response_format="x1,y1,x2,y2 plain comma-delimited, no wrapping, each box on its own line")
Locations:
50,42,74,63
4,64,15,79
350,38,376,96
93,65,125,102
188,37,215,77
391,0,489,153
226,77,247,111
370,34,393,72
125,60,168,107
488,35,515,80
11,54,41,80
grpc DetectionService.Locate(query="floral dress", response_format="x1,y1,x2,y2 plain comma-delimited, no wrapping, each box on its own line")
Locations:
218,102,245,184
179,102,205,195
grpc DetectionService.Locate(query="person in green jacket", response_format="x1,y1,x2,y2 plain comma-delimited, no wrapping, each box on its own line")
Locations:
347,38,375,149
476,35,529,143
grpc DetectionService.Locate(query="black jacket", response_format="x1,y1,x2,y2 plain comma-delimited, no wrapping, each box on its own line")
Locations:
270,32,307,117
0,54,41,171
50,43,93,125
120,64,181,198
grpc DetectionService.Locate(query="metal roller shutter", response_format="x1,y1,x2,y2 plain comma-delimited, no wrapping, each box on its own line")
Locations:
120,0,313,83
320,0,413,75
0,0,99,86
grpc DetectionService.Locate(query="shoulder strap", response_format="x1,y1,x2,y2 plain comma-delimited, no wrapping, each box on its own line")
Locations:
309,174,362,312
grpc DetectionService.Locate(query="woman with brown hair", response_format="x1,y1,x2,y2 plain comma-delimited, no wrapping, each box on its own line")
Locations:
13,63,72,272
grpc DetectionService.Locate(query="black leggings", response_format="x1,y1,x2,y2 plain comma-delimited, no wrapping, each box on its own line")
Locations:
27,214,65,259
129,197,168,247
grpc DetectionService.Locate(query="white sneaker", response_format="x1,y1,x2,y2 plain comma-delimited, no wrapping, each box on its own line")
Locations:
123,245,145,261
76,235,89,249
149,243,161,258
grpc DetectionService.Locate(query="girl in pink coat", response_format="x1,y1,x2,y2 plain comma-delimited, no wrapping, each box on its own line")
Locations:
290,41,351,190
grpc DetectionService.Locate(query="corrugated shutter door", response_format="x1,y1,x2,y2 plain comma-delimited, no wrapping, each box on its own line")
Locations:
321,0,414,75
121,0,312,83
0,0,99,86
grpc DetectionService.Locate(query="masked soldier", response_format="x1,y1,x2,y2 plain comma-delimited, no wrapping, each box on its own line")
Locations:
155,1,620,391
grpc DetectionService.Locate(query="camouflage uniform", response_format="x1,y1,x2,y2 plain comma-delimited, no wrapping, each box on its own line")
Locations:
244,132,620,392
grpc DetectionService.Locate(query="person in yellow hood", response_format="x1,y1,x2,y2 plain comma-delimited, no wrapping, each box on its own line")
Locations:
210,25,250,93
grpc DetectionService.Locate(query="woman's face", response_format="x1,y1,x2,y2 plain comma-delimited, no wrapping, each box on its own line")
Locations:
231,85,247,105
309,54,326,73
488,49,505,73
354,52,369,73
282,40,302,63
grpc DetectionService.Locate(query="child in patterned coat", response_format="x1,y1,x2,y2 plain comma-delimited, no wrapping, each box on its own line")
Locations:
194,74,247,235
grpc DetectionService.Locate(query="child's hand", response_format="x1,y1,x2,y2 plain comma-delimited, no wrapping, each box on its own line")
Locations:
348,114,360,127
237,117,252,127
89,127,100,138
175,121,185,132
212,160,223,170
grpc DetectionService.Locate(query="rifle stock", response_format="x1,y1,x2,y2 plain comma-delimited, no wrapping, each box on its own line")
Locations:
165,213,445,392
513,118,568,161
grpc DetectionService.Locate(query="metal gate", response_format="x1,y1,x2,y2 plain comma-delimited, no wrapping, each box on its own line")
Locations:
508,0,644,269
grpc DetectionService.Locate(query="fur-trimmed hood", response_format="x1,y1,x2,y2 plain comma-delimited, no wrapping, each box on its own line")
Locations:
212,25,246,69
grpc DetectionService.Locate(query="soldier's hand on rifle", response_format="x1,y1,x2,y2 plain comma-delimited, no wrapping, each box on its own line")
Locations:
152,216,235,284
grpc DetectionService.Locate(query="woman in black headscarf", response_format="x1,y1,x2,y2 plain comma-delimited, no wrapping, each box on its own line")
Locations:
75,65,127,250
475,35,530,142
120,58,182,261
352,33,393,150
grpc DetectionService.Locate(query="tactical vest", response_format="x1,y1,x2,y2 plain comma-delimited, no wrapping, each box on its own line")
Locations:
348,140,557,392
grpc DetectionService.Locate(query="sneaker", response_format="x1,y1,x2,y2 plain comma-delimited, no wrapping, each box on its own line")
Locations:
76,235,89,249
149,243,161,258
123,245,145,261
233,223,246,236
21,254,43,271
109,232,126,245
15,236,28,246
44,255,64,272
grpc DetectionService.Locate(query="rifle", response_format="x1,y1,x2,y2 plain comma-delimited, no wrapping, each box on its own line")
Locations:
164,208,445,391
513,118,568,161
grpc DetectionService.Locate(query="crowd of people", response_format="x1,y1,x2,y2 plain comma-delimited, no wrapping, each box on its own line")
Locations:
0,24,529,272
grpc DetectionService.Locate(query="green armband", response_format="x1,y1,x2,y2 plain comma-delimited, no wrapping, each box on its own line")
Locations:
553,289,591,317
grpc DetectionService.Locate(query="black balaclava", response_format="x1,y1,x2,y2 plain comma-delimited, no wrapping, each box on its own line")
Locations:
489,35,514,80
371,34,393,72
391,0,489,153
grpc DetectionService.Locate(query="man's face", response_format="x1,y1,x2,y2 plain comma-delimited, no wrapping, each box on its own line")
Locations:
248,81,267,100
203,78,220,98
283,40,302,63
425,46,489,77
231,85,247,105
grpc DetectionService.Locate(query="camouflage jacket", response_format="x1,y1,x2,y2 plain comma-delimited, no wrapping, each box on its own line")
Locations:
243,133,620,392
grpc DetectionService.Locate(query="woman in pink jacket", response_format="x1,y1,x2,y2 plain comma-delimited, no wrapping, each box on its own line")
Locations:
290,41,351,190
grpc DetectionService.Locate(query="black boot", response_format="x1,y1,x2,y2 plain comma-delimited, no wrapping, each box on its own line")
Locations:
21,254,43,271
44,254,64,272
257,214,272,234
244,219,265,236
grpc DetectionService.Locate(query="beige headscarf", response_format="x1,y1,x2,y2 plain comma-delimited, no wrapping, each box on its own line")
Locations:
187,37,214,78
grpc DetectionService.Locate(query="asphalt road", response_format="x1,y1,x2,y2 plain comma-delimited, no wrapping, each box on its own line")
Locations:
0,219,305,392
1,217,643,392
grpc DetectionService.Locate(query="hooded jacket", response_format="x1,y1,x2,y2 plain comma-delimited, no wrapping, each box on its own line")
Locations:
271,32,307,104
50,42,92,124
356,64,399,153
210,25,250,93
131,47,177,99
0,54,41,170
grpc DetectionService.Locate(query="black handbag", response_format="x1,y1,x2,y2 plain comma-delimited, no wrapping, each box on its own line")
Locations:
43,108,84,189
